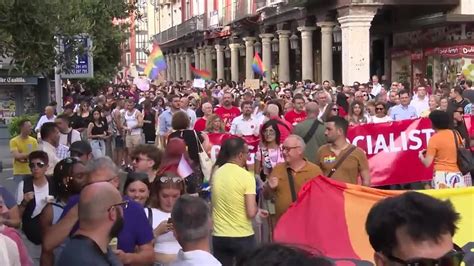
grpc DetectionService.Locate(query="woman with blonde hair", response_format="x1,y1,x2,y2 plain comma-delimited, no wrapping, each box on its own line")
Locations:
205,114,225,133
346,101,369,125
421,95,440,117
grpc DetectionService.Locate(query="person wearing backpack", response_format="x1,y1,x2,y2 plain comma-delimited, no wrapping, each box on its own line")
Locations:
39,157,86,266
16,150,56,265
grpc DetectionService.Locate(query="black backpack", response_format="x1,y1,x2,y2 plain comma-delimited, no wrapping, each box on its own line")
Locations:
21,176,56,245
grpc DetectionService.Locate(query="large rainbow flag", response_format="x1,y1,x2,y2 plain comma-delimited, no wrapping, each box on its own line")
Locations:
274,176,474,265
252,52,266,77
144,43,167,80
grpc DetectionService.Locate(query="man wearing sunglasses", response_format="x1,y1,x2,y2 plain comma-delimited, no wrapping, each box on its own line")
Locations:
366,192,466,266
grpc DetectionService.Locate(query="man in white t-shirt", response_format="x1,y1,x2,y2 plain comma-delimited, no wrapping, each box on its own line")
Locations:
230,101,260,136
169,195,221,266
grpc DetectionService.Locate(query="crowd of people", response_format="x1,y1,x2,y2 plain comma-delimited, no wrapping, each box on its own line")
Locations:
1,74,471,265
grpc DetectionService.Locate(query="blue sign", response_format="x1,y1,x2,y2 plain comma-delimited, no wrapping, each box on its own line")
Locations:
61,36,94,79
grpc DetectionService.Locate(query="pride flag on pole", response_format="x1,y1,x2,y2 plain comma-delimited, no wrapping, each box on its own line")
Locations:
144,43,167,80
252,52,266,77
190,65,211,80
274,176,474,265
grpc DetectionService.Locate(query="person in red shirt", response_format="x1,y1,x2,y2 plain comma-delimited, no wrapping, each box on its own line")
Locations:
194,102,213,132
284,94,307,125
214,92,241,131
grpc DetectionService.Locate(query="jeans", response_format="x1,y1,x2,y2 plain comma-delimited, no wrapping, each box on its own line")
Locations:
90,139,106,158
212,235,256,266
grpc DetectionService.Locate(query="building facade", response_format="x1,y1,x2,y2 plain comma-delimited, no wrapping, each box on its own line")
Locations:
145,0,474,87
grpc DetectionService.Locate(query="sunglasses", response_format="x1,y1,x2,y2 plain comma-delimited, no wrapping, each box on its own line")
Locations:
160,176,183,183
385,244,464,266
29,162,46,169
363,94,368,96
107,200,129,212
332,108,339,111
376,107,385,111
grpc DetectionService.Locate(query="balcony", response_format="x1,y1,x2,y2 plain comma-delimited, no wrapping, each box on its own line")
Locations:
154,15,205,44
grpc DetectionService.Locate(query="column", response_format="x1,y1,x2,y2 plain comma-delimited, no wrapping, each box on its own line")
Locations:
174,54,181,81
205,46,213,79
165,55,171,81
229,43,240,82
180,54,186,81
338,8,377,85
169,54,176,81
193,48,200,69
199,47,206,71
298,26,316,81
243,37,256,80
215,45,225,81
259,34,273,83
317,22,335,82
185,52,192,81
277,30,291,82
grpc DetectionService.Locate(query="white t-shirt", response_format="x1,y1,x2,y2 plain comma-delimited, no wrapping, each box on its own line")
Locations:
145,208,181,254
59,129,81,147
169,250,221,266
16,180,49,218
371,115,392,124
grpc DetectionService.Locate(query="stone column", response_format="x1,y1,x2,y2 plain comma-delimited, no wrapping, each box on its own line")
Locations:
169,54,176,81
338,7,377,85
259,34,274,83
243,37,256,80
205,46,213,79
215,45,225,81
193,48,200,69
298,26,316,81
199,47,206,71
277,30,291,82
317,22,335,82
175,54,181,81
180,54,186,81
229,43,240,82
165,55,170,80
185,52,192,81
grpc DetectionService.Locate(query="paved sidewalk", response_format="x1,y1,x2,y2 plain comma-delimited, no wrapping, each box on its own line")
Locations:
0,139,12,170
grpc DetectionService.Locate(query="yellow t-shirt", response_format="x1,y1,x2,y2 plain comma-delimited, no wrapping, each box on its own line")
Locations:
211,163,256,237
10,136,38,175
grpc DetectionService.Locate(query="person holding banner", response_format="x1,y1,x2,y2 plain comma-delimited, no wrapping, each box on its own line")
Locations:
316,116,371,186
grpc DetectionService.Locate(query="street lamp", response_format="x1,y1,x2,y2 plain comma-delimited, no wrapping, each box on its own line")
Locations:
333,24,342,43
254,41,262,54
225,47,231,58
271,38,279,52
290,33,299,50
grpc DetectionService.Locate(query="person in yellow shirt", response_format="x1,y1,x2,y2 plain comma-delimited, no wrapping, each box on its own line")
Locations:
211,137,267,266
9,119,38,190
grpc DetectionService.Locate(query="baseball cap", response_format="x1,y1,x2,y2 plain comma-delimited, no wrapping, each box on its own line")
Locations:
69,141,92,156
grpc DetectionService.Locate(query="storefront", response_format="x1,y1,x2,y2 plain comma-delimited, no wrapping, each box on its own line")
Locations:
0,75,50,139
391,23,474,89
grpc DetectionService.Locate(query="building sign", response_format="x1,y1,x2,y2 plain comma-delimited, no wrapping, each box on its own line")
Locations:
0,76,38,85
61,36,94,79
392,45,474,59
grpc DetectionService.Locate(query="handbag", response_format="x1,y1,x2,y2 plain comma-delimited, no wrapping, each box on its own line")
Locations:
193,130,213,183
328,145,357,178
452,130,474,174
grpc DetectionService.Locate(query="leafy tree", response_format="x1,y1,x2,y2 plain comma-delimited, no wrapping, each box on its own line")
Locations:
0,0,136,90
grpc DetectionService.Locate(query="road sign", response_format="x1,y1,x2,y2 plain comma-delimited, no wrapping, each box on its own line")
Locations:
61,36,94,79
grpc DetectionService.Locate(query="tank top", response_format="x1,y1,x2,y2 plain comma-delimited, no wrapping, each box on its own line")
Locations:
125,109,142,135
91,121,106,138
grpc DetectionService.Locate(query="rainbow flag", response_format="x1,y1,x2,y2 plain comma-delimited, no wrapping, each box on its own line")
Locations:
274,176,474,264
144,43,167,80
190,65,211,80
252,52,266,77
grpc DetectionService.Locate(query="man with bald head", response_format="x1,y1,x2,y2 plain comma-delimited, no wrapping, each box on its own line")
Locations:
293,102,327,163
57,182,124,265
194,102,213,132
263,135,322,224
35,105,56,135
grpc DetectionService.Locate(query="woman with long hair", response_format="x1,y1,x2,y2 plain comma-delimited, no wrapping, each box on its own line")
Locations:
346,101,368,125
205,114,225,133
149,173,186,264
71,100,91,137
371,102,392,123
87,108,108,158
421,95,440,117
320,102,340,122
254,120,284,181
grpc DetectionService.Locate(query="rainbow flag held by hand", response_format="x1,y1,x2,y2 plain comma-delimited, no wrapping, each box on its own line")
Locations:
274,176,474,264
252,52,266,77
190,65,211,80
144,43,167,80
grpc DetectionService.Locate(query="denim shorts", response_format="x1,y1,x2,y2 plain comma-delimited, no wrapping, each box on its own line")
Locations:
115,135,124,148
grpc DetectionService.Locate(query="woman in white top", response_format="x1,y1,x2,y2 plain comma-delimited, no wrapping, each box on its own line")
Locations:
255,120,285,182
371,102,392,124
123,172,185,265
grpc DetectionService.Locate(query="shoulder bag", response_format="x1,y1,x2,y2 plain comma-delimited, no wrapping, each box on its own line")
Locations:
328,145,357,178
302,119,320,144
452,130,474,174
193,130,213,183
286,168,297,202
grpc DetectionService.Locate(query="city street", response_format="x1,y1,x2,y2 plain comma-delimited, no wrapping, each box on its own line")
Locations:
0,139,15,195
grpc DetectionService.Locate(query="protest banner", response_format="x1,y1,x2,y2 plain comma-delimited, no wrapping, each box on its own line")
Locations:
273,176,474,266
